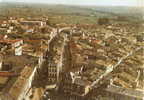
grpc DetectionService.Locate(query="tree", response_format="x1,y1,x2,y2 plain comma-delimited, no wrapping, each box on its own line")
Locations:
98,17,109,25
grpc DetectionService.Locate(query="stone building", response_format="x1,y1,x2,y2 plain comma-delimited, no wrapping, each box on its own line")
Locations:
60,72,91,100
7,66,37,100
0,39,23,56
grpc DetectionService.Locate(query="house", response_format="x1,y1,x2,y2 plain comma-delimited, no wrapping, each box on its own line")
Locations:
61,72,91,100
0,39,23,49
0,28,7,33
47,61,59,85
15,46,23,56
47,52,62,87
0,52,39,100
7,29,12,34
0,39,23,56
8,17,18,23
1,21,8,27
47,34,64,87
8,66,37,100
20,21,46,27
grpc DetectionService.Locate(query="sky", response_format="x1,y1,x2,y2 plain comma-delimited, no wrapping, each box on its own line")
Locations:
0,0,142,6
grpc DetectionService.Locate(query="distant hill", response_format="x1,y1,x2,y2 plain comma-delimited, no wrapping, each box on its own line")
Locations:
0,2,143,23
87,6,142,19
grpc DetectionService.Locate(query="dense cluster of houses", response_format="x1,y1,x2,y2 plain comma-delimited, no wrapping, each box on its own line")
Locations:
57,24,143,100
0,17,51,100
0,16,143,100
0,17,48,34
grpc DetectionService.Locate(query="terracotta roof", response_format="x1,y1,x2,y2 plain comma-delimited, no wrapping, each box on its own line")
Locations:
0,39,23,44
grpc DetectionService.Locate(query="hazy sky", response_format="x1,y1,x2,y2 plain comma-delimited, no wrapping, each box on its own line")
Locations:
0,0,141,6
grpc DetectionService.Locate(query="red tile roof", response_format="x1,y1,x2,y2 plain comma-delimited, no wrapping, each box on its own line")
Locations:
0,39,22,44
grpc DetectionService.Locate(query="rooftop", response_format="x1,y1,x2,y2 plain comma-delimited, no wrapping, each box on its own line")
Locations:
8,66,34,100
106,85,144,99
1,54,38,93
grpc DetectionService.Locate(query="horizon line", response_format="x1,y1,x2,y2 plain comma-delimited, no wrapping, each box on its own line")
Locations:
0,1,139,7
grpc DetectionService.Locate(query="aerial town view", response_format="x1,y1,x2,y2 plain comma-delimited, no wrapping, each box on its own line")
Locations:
0,0,143,100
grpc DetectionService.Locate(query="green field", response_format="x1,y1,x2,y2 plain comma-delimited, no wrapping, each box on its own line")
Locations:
0,2,143,24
